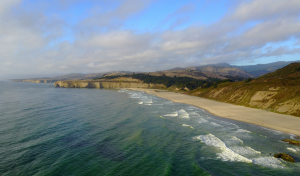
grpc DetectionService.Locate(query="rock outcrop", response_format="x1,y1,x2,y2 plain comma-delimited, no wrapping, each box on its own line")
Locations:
274,153,295,162
282,139,300,146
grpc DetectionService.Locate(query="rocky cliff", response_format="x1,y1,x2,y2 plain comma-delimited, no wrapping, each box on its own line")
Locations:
54,77,159,89
10,79,59,83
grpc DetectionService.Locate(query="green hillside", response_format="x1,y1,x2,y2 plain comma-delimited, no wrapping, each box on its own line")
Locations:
191,63,300,117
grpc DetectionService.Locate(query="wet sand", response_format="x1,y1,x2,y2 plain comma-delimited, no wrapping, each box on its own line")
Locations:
129,88,300,136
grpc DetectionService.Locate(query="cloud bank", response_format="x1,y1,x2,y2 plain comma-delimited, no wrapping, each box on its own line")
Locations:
1,0,300,79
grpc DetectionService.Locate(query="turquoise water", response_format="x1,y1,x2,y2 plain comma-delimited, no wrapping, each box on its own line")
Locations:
0,81,300,176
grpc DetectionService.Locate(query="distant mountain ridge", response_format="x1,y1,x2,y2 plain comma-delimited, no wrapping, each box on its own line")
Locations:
167,61,299,78
216,61,299,77
9,61,298,82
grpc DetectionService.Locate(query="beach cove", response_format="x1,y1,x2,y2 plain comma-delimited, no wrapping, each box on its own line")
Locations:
129,88,300,137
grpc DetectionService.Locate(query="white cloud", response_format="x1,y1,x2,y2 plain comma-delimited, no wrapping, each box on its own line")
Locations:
1,0,300,79
0,0,21,15
229,0,300,22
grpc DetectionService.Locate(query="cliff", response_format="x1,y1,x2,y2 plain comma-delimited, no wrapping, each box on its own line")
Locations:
10,79,59,83
54,77,161,89
191,63,300,117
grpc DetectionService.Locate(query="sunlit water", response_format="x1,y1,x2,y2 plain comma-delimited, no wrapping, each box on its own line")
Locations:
0,81,300,176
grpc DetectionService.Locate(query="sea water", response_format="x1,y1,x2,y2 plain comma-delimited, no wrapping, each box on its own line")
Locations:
0,81,300,176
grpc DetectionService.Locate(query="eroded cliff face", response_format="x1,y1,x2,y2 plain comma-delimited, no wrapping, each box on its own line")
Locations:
54,78,157,89
11,79,58,83
192,83,300,117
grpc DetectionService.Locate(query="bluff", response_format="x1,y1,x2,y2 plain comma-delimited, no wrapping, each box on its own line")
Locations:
54,77,160,89
191,63,300,117
10,79,59,83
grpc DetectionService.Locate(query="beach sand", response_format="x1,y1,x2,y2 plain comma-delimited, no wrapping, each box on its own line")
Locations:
129,88,300,136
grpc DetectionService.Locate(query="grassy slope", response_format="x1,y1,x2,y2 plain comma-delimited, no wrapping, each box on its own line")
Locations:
189,63,300,117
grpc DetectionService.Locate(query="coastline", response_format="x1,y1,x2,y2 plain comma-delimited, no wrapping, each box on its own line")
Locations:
129,88,300,137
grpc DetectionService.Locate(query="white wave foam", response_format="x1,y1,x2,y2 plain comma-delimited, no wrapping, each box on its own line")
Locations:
130,93,140,98
259,134,267,138
236,129,252,133
225,136,244,145
210,122,223,127
287,148,298,153
144,99,153,104
163,111,178,117
206,115,212,119
189,112,200,116
218,121,240,128
194,134,252,163
144,104,152,106
182,124,194,129
198,118,208,123
138,102,143,104
252,157,283,168
178,109,190,119
290,134,297,140
230,146,261,156
261,127,284,135
118,89,127,92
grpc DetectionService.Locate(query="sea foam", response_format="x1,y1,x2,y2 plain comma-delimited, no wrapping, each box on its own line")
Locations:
210,122,223,127
236,129,252,133
287,148,298,153
163,111,178,117
194,134,252,163
163,109,190,118
252,157,283,168
230,146,261,156
182,124,194,129
177,109,189,118
198,118,209,123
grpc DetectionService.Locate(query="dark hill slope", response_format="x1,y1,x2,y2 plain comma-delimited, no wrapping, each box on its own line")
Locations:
191,63,300,117
232,61,297,77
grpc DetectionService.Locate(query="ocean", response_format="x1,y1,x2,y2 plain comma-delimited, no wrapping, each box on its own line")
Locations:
0,81,299,176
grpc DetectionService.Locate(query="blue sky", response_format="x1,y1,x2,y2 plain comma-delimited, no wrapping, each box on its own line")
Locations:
1,0,300,78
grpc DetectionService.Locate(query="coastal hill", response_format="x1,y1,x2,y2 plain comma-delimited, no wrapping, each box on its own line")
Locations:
152,65,253,80
43,62,300,117
9,71,132,83
56,62,300,117
166,61,296,78
191,63,300,117
229,61,299,77
143,60,296,80
9,61,295,83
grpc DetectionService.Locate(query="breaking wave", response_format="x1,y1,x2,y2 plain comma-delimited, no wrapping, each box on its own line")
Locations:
182,124,194,129
194,134,252,163
163,109,190,118
252,157,283,169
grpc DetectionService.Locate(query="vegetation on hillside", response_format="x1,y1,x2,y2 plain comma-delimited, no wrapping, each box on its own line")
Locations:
97,73,233,90
190,63,300,117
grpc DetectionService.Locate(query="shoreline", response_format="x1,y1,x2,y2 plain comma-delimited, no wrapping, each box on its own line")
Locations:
129,88,300,137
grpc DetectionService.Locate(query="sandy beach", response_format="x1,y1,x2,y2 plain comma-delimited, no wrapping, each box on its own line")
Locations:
129,88,300,136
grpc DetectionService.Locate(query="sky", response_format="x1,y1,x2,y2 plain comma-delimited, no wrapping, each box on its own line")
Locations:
1,0,300,79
